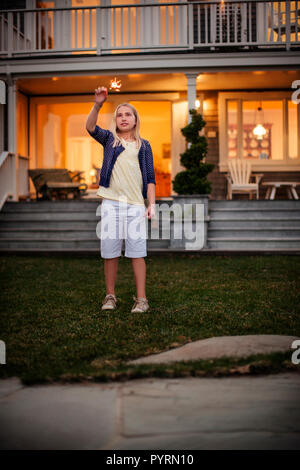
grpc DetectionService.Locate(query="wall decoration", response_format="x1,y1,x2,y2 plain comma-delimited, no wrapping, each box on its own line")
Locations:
228,123,272,159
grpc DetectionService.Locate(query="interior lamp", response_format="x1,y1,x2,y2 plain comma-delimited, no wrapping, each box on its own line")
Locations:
89,168,97,184
253,101,267,140
253,123,267,140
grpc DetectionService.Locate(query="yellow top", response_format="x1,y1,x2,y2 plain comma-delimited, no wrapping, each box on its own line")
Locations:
97,137,145,206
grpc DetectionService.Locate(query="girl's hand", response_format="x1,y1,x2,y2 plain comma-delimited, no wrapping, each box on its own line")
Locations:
95,86,108,106
145,204,156,220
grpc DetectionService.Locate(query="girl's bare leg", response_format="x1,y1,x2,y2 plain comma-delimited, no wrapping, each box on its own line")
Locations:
131,257,146,298
104,258,119,295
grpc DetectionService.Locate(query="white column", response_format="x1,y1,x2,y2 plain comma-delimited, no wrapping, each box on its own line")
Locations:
185,72,198,123
7,76,18,201
171,101,188,195
256,2,267,44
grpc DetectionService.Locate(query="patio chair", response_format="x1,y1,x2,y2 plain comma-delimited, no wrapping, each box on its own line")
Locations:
226,159,264,200
28,169,88,200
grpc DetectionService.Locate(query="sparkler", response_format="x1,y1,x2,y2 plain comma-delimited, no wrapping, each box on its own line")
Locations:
109,77,122,92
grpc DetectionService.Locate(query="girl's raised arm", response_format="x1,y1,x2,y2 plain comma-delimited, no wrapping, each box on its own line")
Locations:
86,86,108,133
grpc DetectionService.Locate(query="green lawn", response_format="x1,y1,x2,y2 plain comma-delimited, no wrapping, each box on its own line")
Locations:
0,254,299,384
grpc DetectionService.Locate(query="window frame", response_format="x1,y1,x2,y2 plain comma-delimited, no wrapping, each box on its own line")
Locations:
218,91,300,172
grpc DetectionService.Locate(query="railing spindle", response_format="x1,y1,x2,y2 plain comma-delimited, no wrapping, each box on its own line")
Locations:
204,4,208,44
173,4,176,45
96,6,101,54
128,6,131,47
197,4,200,44
82,8,85,49
89,8,92,49
219,3,223,44
270,1,274,42
166,5,169,45
295,0,300,36
136,6,139,47
113,7,116,48
74,8,77,49
158,6,161,46
120,6,123,47
233,3,236,44
151,6,154,46
286,0,291,50
278,1,282,42
16,12,20,51
248,2,251,43
38,10,42,50
45,9,49,50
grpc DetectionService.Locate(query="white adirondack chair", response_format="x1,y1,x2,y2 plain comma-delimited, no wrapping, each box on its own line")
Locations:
226,159,264,200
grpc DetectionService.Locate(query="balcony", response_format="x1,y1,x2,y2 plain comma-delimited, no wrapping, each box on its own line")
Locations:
0,1,299,58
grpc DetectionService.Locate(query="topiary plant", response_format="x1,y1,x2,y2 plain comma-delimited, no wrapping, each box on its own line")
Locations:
172,109,214,195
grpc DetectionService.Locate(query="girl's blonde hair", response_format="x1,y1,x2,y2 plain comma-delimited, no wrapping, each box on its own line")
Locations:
109,102,144,150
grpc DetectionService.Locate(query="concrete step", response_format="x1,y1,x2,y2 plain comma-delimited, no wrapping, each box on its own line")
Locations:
208,228,300,238
207,238,300,250
210,210,300,220
0,220,100,229
209,219,300,229
0,228,171,241
0,229,99,240
2,199,174,212
0,238,169,250
0,212,100,221
2,201,100,212
2,217,299,230
209,200,300,209
0,239,100,250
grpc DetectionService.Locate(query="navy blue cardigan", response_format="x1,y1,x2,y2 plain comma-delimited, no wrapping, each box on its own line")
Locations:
87,125,156,200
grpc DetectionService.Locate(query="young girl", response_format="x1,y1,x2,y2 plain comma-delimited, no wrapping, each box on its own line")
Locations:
86,86,156,313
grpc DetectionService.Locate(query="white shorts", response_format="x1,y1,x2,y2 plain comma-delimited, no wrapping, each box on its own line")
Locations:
100,198,147,259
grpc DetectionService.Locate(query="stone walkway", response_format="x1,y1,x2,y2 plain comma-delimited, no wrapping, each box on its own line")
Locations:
0,335,299,450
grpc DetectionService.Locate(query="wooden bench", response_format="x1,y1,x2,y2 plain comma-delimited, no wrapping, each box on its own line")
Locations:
28,169,88,200
261,181,300,200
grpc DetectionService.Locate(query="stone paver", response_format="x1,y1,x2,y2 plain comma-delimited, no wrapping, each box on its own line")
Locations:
0,381,119,450
128,335,300,364
0,376,24,399
120,374,300,436
0,372,299,450
110,431,300,450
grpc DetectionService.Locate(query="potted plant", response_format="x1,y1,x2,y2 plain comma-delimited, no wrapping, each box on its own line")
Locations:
171,109,214,249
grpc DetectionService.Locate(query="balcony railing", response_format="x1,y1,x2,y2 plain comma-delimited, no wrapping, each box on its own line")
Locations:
0,1,299,58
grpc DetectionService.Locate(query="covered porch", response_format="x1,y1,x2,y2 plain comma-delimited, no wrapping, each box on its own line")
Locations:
0,67,300,207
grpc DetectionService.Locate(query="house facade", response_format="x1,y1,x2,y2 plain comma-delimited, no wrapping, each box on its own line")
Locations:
0,0,300,205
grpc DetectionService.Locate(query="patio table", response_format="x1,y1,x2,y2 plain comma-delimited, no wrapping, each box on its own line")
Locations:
261,182,300,200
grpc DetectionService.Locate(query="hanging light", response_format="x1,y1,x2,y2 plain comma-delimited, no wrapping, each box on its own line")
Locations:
253,101,267,140
195,99,200,109
109,77,122,92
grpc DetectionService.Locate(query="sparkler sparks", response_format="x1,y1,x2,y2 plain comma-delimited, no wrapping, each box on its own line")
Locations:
109,77,122,92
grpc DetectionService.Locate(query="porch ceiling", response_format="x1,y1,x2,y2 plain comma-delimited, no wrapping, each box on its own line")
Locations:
17,70,300,96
